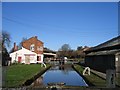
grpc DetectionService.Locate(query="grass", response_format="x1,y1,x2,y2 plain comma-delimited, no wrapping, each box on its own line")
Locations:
116,76,120,86
74,64,106,87
4,64,50,87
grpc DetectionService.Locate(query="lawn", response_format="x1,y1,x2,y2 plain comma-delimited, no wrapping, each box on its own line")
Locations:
116,76,120,86
4,64,50,87
73,64,106,87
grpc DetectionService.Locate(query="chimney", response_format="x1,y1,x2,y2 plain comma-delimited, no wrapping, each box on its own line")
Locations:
35,36,37,39
13,42,18,51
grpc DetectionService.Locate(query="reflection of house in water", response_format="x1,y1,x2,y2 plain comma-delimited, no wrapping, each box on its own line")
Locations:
85,35,120,78
59,65,65,70
31,76,44,87
59,59,65,65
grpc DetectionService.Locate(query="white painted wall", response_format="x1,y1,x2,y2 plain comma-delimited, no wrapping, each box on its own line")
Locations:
10,47,37,64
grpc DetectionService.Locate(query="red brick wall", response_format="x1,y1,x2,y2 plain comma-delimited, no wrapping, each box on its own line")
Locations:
22,36,43,54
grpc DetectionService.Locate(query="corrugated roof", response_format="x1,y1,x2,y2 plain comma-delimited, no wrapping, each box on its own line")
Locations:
94,35,120,49
85,35,120,53
87,49,120,56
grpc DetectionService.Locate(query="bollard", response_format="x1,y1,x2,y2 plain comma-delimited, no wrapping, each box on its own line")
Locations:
83,67,90,75
106,69,115,88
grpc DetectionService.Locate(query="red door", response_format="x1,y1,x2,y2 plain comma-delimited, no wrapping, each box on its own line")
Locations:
18,57,22,63
39,56,41,61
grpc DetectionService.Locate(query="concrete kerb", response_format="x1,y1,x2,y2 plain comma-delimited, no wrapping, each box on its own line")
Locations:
22,65,51,87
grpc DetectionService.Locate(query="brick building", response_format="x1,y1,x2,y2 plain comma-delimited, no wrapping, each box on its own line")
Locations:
22,36,44,63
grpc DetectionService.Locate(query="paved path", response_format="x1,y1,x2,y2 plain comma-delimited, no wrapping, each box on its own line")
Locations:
90,68,120,87
90,69,106,79
82,66,106,80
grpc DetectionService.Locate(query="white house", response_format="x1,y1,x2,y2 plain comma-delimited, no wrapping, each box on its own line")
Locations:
10,47,39,64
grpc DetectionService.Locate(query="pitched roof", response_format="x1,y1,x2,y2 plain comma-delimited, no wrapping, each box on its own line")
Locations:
85,35,120,53
93,35,120,49
22,36,44,44
10,47,37,55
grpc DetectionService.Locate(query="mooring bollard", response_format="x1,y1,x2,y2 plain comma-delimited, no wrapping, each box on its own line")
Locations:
83,67,90,75
41,62,46,68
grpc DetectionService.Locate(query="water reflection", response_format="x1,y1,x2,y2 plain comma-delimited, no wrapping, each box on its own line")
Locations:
31,65,87,87
31,75,44,87
59,65,64,70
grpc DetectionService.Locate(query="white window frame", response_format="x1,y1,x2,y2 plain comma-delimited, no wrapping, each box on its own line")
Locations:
37,46,43,51
30,44,35,51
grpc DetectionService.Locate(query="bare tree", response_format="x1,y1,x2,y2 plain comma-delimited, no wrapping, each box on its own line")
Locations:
59,44,71,51
77,46,83,50
2,31,11,66
57,44,72,58
18,37,27,49
2,31,11,48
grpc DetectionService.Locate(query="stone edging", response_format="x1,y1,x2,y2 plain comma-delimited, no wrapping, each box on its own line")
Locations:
22,65,51,87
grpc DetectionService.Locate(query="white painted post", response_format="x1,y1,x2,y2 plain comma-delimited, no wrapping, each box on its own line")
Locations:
83,67,90,75
106,69,116,88
41,62,46,68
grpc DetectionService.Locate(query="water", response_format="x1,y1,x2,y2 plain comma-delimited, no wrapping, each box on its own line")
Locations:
31,65,88,87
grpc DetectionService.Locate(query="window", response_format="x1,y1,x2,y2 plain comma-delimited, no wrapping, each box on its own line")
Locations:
30,44,35,51
37,46,43,51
